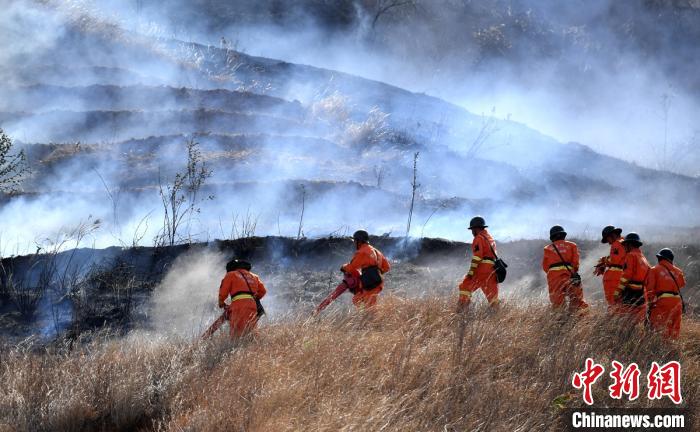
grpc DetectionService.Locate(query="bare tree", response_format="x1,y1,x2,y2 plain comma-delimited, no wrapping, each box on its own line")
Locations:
373,164,386,188
421,200,448,238
369,0,417,29
466,108,500,159
297,184,306,239
219,209,259,240
405,152,420,238
658,91,673,171
156,138,213,246
93,168,121,229
0,129,29,194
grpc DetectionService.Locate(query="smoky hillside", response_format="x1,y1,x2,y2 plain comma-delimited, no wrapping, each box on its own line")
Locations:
87,0,700,174
1,1,699,256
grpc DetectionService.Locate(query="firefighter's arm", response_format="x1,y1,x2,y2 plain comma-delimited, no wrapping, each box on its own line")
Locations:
593,256,607,276
218,278,229,308
541,247,550,273
615,258,634,298
572,246,580,273
379,252,390,274
644,269,656,304
253,275,267,300
315,280,348,314
467,238,485,277
679,270,686,289
341,250,364,273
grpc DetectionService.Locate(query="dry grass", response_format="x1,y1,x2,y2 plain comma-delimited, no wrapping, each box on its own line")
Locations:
0,297,698,431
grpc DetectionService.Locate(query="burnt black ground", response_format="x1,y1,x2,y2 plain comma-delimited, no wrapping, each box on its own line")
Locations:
1,236,698,344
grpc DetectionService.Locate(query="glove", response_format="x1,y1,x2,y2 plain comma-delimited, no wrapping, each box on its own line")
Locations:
218,301,226,309
340,265,346,273
593,263,606,276
570,273,582,286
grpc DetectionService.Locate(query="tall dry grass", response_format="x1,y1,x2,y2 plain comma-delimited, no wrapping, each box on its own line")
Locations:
0,297,698,431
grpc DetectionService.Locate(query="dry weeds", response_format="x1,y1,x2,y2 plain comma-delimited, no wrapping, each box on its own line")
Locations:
0,297,698,431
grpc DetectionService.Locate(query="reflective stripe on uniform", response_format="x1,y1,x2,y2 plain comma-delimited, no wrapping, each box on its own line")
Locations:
658,293,680,299
231,293,254,302
472,256,483,262
481,259,495,265
548,265,570,272
489,297,499,305
459,290,472,297
627,283,643,289
606,267,623,272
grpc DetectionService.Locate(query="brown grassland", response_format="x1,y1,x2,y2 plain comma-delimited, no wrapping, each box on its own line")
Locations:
0,295,697,432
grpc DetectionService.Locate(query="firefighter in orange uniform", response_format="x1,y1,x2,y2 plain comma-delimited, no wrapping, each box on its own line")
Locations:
614,233,650,323
542,225,588,313
218,259,266,338
594,226,626,311
645,248,686,339
315,230,390,313
459,216,499,309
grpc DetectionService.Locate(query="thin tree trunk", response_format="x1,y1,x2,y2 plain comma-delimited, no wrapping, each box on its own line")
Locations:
406,152,419,239
297,184,306,239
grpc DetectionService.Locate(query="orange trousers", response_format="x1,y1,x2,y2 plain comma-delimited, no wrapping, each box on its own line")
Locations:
459,269,498,307
228,300,258,338
547,272,588,313
352,285,382,308
618,304,646,324
648,298,682,339
603,271,622,310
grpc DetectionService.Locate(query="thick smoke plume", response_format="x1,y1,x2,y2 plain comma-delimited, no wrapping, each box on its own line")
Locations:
0,0,698,257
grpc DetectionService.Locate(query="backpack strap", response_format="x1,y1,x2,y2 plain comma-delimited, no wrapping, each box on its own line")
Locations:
237,270,256,297
550,242,574,276
661,265,682,295
483,233,499,260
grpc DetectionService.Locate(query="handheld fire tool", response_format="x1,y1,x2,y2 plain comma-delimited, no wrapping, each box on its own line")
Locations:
201,306,229,339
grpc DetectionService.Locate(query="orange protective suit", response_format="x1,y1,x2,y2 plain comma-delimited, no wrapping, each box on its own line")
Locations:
645,260,685,339
218,269,266,338
542,240,588,312
459,230,499,307
615,248,650,323
341,243,391,308
602,239,627,309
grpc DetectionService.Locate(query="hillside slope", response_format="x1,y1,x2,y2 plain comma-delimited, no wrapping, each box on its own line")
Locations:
1,2,698,252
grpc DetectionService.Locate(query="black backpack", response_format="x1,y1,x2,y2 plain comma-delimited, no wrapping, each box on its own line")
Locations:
359,248,384,290
486,239,508,283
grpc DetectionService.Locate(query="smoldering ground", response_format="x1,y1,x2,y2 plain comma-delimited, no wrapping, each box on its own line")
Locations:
0,226,698,344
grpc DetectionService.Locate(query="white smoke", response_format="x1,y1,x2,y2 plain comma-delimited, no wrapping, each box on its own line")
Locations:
149,250,225,337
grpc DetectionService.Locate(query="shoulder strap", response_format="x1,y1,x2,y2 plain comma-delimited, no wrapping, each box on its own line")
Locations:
661,265,682,292
659,265,684,306
482,233,499,260
550,242,574,276
237,270,256,296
